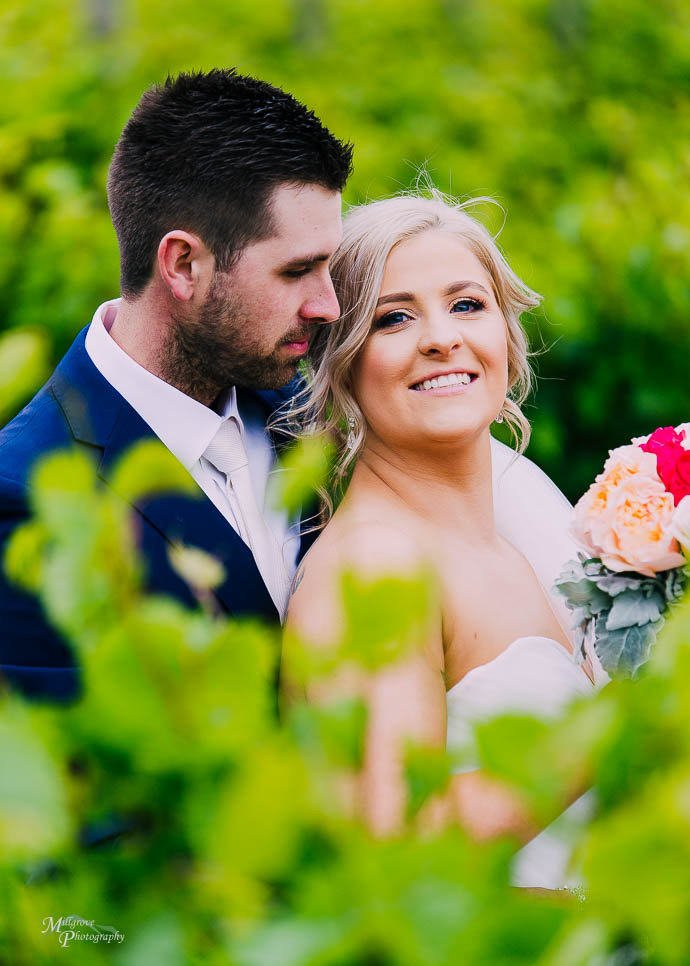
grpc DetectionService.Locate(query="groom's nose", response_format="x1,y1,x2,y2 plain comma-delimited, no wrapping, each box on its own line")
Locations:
301,272,340,324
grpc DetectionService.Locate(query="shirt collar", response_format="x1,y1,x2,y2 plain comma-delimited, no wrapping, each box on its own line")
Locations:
85,299,244,470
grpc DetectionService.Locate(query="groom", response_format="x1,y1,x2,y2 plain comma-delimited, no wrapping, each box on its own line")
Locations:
0,69,352,702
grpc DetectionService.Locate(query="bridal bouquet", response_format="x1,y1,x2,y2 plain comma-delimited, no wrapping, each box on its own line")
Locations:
555,424,690,677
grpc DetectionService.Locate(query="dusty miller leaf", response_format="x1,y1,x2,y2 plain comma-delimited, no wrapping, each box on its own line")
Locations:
664,568,688,604
606,589,664,631
593,616,661,677
571,619,589,664
583,558,607,578
596,573,645,596
554,574,610,618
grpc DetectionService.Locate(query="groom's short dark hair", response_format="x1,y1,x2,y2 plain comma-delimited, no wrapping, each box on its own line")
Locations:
107,68,353,297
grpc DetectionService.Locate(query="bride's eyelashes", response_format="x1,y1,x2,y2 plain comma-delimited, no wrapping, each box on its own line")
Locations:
451,296,487,314
373,308,412,330
373,296,488,331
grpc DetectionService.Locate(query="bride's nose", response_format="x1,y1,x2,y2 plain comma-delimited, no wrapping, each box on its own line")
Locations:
418,312,464,356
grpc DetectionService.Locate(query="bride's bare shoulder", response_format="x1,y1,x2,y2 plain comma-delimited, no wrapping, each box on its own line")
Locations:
286,509,430,643
300,508,428,584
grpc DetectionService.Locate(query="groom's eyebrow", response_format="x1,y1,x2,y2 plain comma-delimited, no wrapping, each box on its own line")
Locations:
281,253,330,269
376,280,491,307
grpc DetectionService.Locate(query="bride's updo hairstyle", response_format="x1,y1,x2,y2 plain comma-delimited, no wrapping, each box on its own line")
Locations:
285,190,541,518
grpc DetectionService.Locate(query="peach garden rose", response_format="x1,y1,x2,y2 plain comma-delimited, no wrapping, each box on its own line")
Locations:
573,444,686,576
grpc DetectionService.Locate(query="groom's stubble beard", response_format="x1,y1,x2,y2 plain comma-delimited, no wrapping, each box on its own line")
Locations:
163,270,306,403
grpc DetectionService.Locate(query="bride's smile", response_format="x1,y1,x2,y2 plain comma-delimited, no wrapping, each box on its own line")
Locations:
409,370,477,392
351,229,509,451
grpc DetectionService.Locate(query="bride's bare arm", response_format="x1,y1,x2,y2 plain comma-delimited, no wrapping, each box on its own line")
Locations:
285,524,546,842
286,525,579,842
284,524,446,835
284,526,539,841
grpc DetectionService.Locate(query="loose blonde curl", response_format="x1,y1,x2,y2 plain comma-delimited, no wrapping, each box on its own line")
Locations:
275,189,541,524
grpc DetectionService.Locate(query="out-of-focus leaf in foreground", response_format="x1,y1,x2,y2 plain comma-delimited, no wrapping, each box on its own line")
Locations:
267,433,335,517
1,441,690,964
5,448,142,645
282,567,437,689
404,742,453,822
0,700,71,859
109,438,199,504
339,568,437,670
0,328,50,425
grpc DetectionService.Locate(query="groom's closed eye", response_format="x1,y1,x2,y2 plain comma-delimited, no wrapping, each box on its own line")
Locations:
283,264,314,278
281,254,331,278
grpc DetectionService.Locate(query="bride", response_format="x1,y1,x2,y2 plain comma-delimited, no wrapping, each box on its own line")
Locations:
284,191,606,889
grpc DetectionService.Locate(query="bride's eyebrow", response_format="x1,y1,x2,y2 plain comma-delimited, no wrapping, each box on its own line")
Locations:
376,291,414,307
376,280,491,307
443,280,492,297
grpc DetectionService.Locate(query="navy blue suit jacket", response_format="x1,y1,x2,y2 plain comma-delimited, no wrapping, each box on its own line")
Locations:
0,328,316,703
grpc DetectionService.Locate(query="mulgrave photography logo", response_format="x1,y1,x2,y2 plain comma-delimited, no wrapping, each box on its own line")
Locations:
42,915,125,948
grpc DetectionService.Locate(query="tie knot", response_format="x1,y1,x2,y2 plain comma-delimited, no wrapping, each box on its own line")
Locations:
203,418,249,476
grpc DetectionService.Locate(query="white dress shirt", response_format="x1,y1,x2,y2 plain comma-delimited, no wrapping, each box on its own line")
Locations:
85,299,299,591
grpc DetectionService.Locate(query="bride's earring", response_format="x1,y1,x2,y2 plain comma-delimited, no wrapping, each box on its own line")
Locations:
494,409,505,424
346,414,357,449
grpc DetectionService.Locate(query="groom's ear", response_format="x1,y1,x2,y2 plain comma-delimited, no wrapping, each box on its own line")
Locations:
157,230,214,302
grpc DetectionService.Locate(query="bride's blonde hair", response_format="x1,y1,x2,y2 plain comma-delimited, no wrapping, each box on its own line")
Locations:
278,189,541,521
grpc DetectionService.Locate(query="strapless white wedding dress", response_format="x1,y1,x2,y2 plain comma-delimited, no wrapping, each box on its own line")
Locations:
446,635,608,890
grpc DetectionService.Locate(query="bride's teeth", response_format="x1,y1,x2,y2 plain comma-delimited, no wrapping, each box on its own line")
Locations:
414,372,472,390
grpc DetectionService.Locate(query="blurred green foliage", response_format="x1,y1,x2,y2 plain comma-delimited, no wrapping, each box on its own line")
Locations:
0,328,50,424
1,0,688,499
0,333,689,964
2,4,690,964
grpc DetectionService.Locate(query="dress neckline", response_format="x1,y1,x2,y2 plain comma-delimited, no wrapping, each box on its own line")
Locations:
445,635,594,696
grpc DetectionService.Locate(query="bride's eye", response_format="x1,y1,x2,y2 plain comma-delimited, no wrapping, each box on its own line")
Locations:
451,297,486,314
373,309,410,330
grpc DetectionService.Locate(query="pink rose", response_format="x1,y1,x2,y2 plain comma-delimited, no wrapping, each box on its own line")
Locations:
676,423,690,449
639,425,685,454
660,449,690,506
639,426,690,505
573,444,685,576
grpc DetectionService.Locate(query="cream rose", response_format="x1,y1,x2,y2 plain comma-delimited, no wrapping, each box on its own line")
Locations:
573,445,685,575
573,445,660,550
670,495,690,556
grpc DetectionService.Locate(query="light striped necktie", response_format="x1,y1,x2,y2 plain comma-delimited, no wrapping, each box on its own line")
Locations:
203,417,290,619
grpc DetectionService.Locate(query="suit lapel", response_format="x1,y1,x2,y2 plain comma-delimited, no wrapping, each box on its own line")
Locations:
240,378,325,564
100,400,278,620
50,331,278,622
